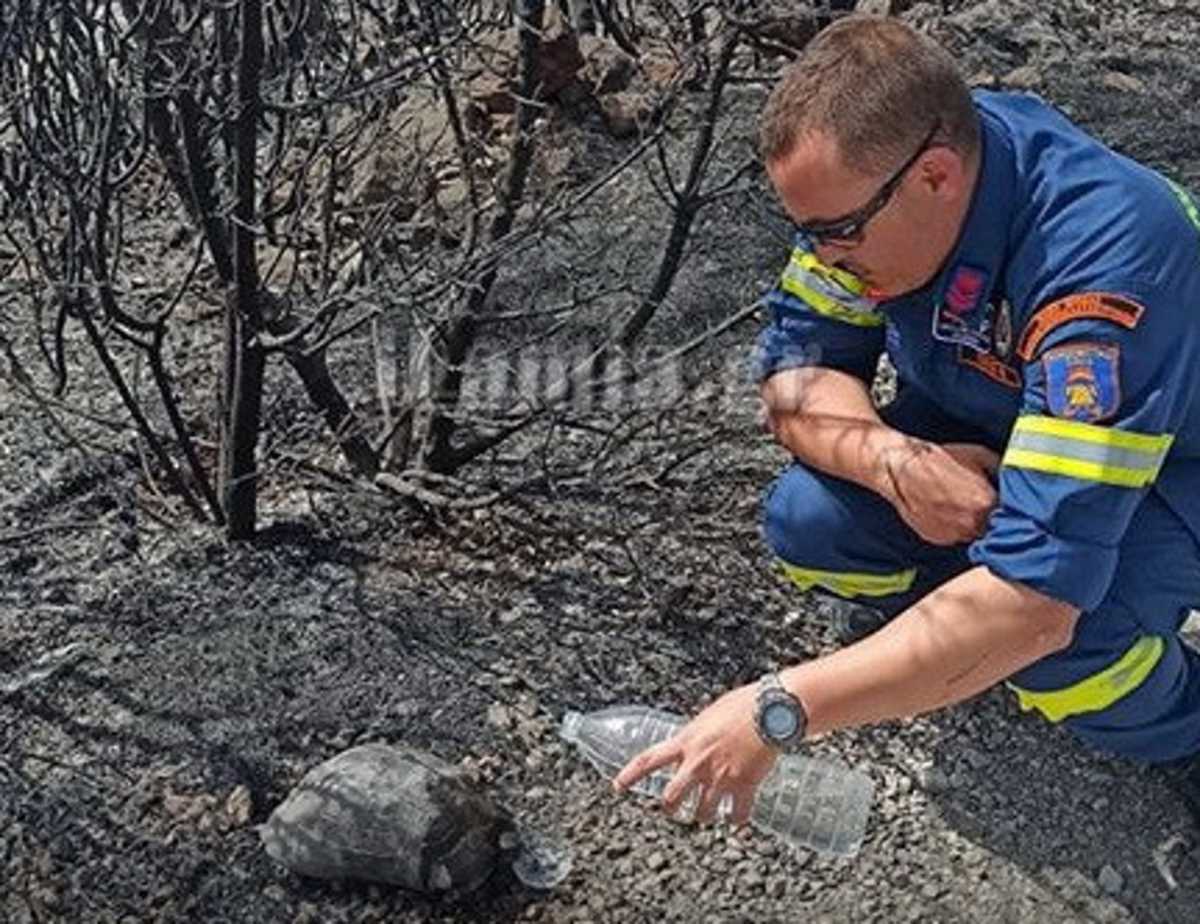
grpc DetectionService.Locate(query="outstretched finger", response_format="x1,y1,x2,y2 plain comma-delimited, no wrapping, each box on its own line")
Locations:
613,742,679,793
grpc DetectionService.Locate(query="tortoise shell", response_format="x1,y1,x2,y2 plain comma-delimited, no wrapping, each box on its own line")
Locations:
260,744,514,893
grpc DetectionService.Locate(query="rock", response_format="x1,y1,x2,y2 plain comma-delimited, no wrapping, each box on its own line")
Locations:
225,785,254,827
1102,71,1146,94
579,34,636,95
740,5,825,55
162,789,219,824
1002,65,1042,90
856,0,893,13
1098,864,1124,896
967,70,999,88
487,701,517,730
469,71,516,115
538,31,586,100
599,91,654,139
645,850,667,872
915,766,952,793
638,45,681,91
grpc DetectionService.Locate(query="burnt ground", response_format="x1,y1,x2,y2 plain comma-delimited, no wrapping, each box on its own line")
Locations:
6,2,1200,922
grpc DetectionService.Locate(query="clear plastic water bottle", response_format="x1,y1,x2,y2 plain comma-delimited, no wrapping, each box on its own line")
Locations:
560,705,874,857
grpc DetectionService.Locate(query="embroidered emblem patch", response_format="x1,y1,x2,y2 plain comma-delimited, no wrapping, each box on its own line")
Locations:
1016,292,1144,361
945,266,987,315
1042,343,1121,422
933,265,992,350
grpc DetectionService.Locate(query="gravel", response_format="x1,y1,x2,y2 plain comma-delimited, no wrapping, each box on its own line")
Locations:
5,2,1200,922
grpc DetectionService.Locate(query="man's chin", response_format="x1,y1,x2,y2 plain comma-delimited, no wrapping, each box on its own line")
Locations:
867,278,925,301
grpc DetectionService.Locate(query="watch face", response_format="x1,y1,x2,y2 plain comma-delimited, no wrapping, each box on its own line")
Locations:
763,700,800,740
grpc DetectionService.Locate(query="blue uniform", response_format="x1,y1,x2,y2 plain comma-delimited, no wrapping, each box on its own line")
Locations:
757,90,1200,763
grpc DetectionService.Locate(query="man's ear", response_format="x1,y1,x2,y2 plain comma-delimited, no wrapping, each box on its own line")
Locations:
917,147,967,199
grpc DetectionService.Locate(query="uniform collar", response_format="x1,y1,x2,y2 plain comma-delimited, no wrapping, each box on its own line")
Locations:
922,109,1017,351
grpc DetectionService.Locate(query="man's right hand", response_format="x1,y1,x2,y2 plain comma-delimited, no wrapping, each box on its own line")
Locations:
874,440,999,545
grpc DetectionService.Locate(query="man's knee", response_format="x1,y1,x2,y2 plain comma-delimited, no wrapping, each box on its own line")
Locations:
762,463,919,602
762,463,846,564
1008,633,1200,762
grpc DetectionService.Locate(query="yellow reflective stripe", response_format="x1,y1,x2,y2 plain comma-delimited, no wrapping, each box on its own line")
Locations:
1166,178,1200,233
1008,635,1165,722
793,251,868,295
779,251,883,328
1003,415,1174,488
778,561,915,598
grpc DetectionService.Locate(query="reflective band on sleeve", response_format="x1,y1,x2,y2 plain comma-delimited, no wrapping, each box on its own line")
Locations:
778,561,916,598
778,249,883,328
1002,415,1173,488
1166,178,1200,234
1007,635,1165,722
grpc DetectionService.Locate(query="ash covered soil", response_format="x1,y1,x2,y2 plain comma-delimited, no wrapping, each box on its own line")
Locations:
6,2,1200,922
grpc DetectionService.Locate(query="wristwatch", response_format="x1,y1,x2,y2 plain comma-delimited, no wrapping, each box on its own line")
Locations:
754,672,808,753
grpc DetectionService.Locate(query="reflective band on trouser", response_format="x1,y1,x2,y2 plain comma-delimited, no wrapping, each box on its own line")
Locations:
1002,415,1174,488
778,560,916,598
1008,635,1166,722
778,249,883,328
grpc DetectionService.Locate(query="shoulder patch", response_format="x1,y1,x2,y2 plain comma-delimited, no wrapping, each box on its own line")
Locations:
1016,293,1144,361
1042,343,1121,423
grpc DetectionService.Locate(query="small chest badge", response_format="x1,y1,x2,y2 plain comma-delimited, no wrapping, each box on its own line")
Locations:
1043,343,1121,423
992,300,1014,359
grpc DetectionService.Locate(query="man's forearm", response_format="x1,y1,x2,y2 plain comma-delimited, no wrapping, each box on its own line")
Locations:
762,367,912,497
782,566,1079,736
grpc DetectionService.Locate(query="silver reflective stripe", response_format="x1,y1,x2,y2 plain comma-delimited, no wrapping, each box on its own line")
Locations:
1003,416,1174,488
1006,429,1166,474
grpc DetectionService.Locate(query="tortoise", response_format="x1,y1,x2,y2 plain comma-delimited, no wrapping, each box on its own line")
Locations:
260,743,569,894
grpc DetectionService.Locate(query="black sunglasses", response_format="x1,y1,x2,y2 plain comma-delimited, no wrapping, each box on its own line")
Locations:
796,120,942,248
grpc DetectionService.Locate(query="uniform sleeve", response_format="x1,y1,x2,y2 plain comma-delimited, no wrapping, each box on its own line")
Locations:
753,233,886,386
969,294,1199,610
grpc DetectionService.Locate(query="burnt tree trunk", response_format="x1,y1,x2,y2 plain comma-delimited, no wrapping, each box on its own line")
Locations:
220,0,267,539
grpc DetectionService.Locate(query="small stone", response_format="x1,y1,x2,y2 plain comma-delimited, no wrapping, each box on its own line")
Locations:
1002,65,1042,90
607,841,631,859
916,766,952,793
968,70,999,88
1102,71,1145,94
1098,864,1124,895
487,701,516,730
920,881,943,900
645,850,667,872
225,785,253,827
